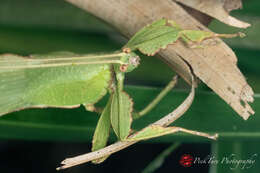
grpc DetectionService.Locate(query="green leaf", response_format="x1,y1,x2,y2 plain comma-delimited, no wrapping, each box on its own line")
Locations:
210,141,260,172
0,52,112,116
123,19,181,56
91,96,112,164
141,143,180,173
111,90,133,140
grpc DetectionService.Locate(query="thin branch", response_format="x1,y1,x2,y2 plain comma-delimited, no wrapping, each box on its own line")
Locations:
136,76,178,119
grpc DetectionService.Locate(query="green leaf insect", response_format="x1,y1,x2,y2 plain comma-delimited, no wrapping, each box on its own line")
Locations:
123,18,244,56
91,95,112,164
111,89,133,140
0,51,139,115
126,125,218,142
0,18,242,166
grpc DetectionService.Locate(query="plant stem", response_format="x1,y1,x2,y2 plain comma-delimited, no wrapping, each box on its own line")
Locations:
136,76,178,119
141,142,181,173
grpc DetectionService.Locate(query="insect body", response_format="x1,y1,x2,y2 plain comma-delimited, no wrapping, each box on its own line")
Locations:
0,51,139,115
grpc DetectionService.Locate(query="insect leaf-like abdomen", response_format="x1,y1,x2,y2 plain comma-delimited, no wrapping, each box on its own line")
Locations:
0,52,112,116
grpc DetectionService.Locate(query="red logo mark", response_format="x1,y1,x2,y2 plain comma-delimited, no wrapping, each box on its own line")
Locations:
179,154,193,167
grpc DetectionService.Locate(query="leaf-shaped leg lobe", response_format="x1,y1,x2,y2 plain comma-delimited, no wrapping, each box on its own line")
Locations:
111,90,133,140
91,96,113,164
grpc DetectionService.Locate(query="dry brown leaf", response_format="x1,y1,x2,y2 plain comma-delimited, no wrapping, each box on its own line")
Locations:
224,0,243,12
178,4,213,26
65,0,254,120
175,0,250,28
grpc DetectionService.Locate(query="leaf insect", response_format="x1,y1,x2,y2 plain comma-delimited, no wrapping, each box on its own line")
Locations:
0,19,243,167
